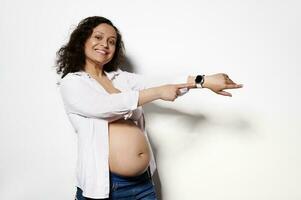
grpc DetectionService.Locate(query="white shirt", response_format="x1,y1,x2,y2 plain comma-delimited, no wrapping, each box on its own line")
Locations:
58,68,190,199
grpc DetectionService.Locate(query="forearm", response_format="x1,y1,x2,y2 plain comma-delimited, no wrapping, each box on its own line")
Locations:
138,87,161,106
187,75,196,85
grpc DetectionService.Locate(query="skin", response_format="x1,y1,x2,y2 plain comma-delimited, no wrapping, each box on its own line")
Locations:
83,23,243,176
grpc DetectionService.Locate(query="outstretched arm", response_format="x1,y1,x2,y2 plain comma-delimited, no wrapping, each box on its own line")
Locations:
124,70,242,97
129,71,243,107
137,72,243,107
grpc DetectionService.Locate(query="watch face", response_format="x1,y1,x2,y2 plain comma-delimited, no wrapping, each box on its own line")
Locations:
195,75,203,83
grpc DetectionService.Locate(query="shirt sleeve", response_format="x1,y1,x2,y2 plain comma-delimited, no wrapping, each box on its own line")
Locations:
59,74,139,119
123,71,190,96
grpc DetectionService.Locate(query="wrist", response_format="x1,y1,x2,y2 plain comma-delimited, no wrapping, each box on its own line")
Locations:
188,76,197,88
188,75,195,84
154,86,164,100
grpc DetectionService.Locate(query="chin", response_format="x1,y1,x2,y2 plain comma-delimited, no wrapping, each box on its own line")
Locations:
94,59,109,66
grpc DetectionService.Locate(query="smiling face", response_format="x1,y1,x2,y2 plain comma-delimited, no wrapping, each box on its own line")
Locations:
84,23,117,68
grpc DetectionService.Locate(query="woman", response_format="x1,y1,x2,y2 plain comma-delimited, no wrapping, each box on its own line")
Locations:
55,16,242,200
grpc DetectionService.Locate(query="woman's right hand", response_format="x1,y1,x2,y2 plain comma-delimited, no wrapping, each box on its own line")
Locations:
157,83,195,101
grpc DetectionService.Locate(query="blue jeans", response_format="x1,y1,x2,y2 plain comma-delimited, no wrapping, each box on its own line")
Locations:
75,169,157,200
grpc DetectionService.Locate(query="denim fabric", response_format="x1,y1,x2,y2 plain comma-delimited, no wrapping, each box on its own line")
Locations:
75,187,109,200
75,169,157,200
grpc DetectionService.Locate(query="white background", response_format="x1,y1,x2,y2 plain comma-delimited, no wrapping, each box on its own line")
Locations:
0,0,300,199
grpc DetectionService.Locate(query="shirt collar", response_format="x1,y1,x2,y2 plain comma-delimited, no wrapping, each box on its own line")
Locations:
76,69,121,81
104,69,121,80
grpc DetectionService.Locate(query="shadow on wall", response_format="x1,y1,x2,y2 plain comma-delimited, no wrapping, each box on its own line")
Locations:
143,103,207,200
119,56,136,73
142,103,253,200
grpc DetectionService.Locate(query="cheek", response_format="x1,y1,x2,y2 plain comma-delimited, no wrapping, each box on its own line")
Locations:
84,42,91,53
84,47,92,57
85,41,96,52
109,47,116,57
85,40,95,50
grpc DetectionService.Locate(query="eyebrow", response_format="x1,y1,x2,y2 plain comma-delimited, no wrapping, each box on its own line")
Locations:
94,31,116,39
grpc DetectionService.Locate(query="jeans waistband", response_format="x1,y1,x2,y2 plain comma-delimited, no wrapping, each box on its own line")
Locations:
110,167,151,183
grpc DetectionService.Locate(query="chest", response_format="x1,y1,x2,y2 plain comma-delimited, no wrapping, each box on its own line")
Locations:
95,78,120,94
91,75,129,94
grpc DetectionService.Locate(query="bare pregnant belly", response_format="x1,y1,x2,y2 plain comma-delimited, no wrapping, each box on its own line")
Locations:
108,119,151,177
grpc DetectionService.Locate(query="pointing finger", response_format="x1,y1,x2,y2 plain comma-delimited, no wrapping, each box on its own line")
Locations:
175,83,196,89
225,83,243,89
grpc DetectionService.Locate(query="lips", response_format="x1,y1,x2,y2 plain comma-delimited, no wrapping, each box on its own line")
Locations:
95,49,108,55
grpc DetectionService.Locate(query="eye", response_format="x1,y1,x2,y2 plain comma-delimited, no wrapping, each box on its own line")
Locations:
95,35,102,40
109,40,116,46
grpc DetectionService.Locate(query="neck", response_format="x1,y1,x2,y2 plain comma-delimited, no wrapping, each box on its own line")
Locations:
84,59,105,78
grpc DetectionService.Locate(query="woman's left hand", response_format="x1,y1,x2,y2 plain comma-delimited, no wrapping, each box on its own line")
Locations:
201,73,243,97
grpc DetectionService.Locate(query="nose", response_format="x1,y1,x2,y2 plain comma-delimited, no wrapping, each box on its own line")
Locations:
100,40,109,48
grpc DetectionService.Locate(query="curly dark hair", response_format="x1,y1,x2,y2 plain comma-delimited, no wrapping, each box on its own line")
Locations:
55,16,125,79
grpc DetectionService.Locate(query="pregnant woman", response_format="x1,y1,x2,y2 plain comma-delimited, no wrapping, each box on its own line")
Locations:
55,16,243,200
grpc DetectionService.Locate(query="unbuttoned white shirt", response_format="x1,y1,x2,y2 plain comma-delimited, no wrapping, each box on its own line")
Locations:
58,68,190,199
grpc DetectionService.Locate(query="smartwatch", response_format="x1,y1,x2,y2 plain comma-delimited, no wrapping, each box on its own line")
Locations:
195,75,205,88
